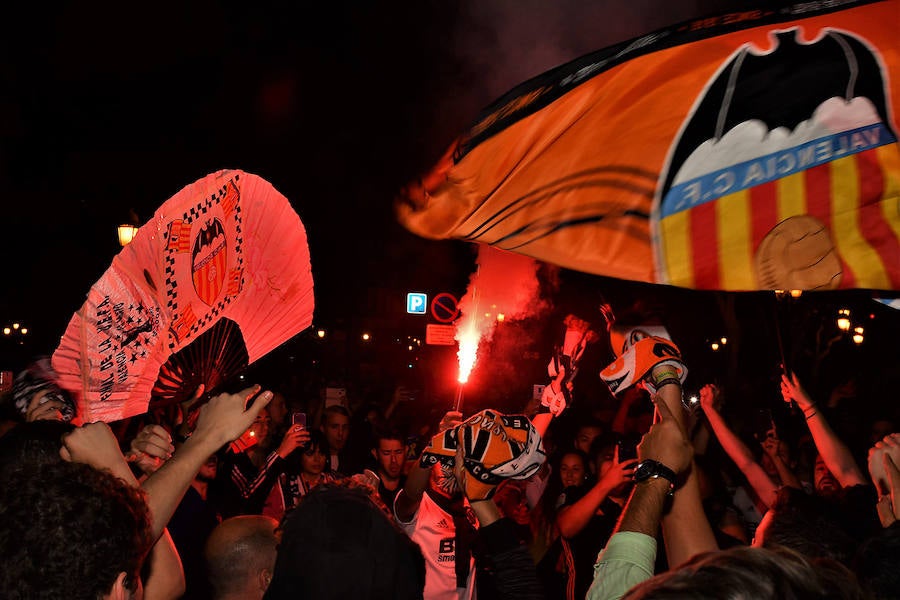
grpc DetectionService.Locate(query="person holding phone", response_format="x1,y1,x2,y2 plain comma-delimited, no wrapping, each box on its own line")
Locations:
217,406,310,517
263,427,337,523
554,432,638,600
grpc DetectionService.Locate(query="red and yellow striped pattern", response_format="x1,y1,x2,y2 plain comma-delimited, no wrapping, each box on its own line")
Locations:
661,144,900,290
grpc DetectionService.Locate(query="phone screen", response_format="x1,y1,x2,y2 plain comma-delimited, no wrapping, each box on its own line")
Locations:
292,412,307,427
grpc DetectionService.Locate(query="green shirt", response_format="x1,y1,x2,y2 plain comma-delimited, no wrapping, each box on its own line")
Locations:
586,531,657,600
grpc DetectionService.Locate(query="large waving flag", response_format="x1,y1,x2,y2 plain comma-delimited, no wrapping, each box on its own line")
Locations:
397,0,900,292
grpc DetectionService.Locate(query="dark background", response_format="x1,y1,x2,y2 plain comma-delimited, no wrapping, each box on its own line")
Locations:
1,1,898,430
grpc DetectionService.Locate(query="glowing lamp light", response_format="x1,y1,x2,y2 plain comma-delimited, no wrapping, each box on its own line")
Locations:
2,328,9,335
837,317,851,331
316,329,326,338
361,333,371,341
789,289,802,298
12,323,19,330
854,326,864,334
720,337,727,345
20,328,27,334
711,342,720,351
853,333,864,344
496,313,505,322
117,224,138,247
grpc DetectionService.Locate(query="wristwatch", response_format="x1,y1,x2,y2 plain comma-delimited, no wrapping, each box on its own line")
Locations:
633,459,677,495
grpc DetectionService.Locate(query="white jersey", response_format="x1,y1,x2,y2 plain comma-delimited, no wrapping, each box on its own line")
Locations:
395,492,476,600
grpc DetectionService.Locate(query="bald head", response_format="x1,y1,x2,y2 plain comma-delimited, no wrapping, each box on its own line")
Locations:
205,515,279,600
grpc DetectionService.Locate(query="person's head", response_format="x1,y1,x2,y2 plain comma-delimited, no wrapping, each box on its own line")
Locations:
493,480,531,525
623,545,865,599
250,407,273,447
813,453,841,497
558,449,590,489
372,428,407,481
300,430,330,477
205,515,279,600
854,521,900,600
197,453,219,482
267,392,289,431
573,420,604,455
321,405,350,453
0,460,153,599
429,461,462,500
752,486,856,566
0,419,75,473
265,482,425,600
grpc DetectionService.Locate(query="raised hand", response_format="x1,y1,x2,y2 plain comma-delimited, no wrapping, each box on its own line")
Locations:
276,424,311,459
192,385,273,450
25,391,66,422
600,445,637,488
876,452,900,528
780,373,815,413
438,410,464,433
638,396,693,476
125,424,175,474
60,421,135,483
868,432,900,496
698,383,721,414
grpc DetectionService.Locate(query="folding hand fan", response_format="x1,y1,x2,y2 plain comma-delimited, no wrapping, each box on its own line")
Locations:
52,169,315,422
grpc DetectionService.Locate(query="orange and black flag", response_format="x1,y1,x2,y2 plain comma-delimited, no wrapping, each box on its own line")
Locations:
396,0,900,292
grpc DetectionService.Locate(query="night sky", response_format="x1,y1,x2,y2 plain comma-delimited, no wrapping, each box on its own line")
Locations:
2,2,898,420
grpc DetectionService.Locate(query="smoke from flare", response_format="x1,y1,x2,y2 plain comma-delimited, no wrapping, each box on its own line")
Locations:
455,246,546,383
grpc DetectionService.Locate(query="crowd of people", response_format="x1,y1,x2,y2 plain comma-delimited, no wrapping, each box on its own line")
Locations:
1,324,900,600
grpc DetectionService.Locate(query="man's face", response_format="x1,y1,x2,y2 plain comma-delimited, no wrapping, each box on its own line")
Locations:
814,454,840,496
374,438,405,480
322,412,350,452
574,426,602,455
197,455,218,482
268,393,288,428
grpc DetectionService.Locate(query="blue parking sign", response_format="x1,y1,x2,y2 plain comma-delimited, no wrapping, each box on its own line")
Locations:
406,292,427,314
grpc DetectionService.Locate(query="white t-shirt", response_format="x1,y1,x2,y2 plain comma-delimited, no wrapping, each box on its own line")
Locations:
395,492,477,600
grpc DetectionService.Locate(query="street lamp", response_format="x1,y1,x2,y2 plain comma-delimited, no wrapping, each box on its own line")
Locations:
118,209,141,247
117,224,138,247
837,309,851,331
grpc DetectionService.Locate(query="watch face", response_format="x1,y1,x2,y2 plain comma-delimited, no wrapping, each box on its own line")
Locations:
634,460,658,482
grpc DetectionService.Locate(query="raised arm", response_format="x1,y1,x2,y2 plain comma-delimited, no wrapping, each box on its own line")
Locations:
699,384,779,509
655,369,718,567
586,387,695,600
395,410,462,522
557,446,636,538
781,373,866,487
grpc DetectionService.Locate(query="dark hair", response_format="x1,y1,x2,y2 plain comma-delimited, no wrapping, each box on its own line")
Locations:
372,425,407,448
854,521,900,600
624,545,865,599
759,487,857,566
323,404,350,421
0,460,153,599
302,429,331,459
265,482,425,599
0,420,75,473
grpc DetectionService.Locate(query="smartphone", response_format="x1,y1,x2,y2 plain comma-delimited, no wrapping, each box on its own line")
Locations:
292,412,307,428
617,438,639,462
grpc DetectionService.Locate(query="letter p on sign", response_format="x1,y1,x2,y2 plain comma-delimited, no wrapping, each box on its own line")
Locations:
407,292,427,314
